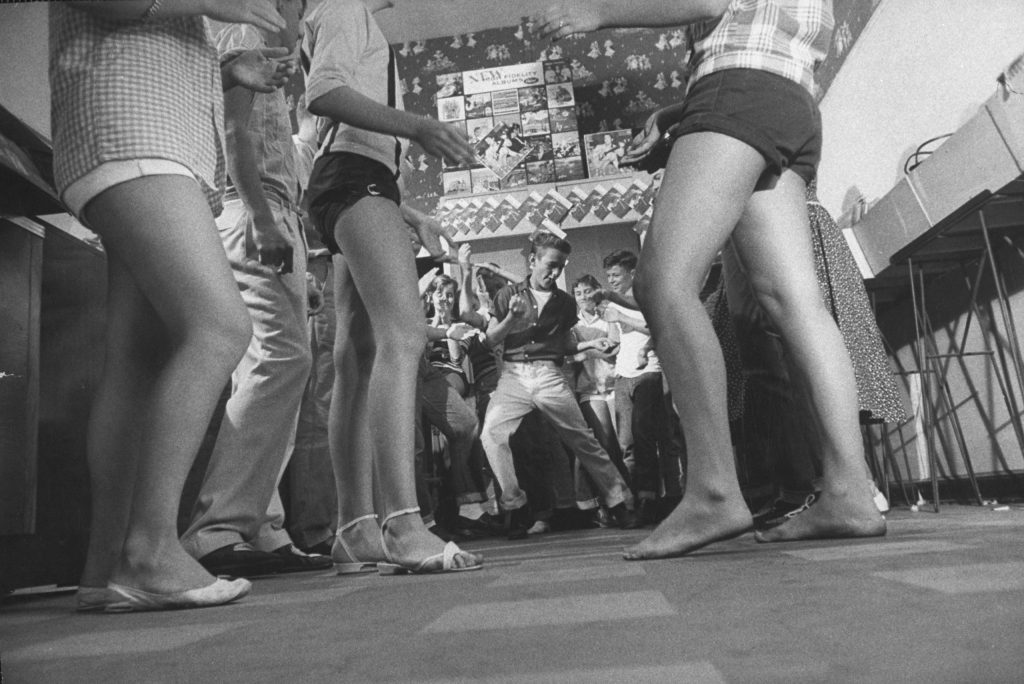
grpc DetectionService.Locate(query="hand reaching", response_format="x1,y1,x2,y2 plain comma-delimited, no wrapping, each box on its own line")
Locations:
446,322,477,341
413,117,476,167
620,110,663,166
509,293,529,318
532,2,604,41
241,214,294,276
306,272,324,315
223,47,295,93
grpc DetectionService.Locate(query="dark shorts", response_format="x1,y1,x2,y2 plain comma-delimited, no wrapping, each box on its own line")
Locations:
305,152,401,255
666,68,822,184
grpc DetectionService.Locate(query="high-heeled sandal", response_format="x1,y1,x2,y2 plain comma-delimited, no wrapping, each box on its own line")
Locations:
377,507,483,575
333,514,385,575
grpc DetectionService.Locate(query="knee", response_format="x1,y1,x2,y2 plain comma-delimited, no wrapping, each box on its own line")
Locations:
200,307,253,370
454,413,479,442
377,325,426,365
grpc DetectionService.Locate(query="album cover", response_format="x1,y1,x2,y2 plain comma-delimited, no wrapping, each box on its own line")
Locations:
546,83,575,108
437,96,465,123
593,184,625,220
543,59,573,84
555,157,585,182
521,110,551,137
442,170,472,196
569,184,606,222
548,107,578,133
464,92,493,119
612,179,649,217
470,166,501,193
472,122,534,181
528,190,573,226
551,132,581,159
583,129,634,178
525,159,555,185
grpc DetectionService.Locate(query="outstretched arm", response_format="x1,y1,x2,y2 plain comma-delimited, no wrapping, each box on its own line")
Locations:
533,0,729,41
308,86,475,166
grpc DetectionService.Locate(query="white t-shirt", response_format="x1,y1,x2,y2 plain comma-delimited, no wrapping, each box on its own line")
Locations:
302,0,407,173
530,288,553,314
609,293,661,378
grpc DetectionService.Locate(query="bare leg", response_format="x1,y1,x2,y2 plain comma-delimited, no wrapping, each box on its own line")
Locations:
729,174,884,542
83,175,252,592
78,257,159,589
333,198,479,569
328,257,385,562
624,133,764,559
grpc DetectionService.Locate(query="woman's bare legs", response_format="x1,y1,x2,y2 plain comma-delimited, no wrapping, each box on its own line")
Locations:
733,174,885,542
328,257,386,562
624,133,763,559
625,133,884,560
82,175,252,592
332,198,479,569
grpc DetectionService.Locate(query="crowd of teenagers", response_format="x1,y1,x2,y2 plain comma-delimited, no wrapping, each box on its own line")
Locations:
51,0,902,613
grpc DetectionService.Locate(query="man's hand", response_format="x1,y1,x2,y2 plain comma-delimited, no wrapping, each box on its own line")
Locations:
413,117,476,167
203,0,286,32
601,305,622,323
223,47,295,93
458,243,473,270
533,2,605,41
446,322,477,341
508,293,529,318
242,214,294,276
306,272,324,315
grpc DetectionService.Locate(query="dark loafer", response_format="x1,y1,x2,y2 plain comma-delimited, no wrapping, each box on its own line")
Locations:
198,542,287,578
272,544,334,573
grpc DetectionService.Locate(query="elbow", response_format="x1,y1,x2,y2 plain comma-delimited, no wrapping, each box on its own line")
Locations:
307,95,330,119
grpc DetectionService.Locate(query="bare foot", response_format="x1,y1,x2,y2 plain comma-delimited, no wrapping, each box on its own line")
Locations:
754,487,886,543
110,536,217,594
333,516,388,564
382,512,481,570
623,495,753,560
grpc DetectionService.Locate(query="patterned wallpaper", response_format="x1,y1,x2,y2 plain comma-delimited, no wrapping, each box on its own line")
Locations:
293,0,882,212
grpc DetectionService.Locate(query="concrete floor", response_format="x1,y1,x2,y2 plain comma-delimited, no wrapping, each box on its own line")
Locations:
2,504,1024,683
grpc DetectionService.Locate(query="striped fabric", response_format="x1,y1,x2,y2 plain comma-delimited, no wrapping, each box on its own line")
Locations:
687,0,834,94
49,5,226,215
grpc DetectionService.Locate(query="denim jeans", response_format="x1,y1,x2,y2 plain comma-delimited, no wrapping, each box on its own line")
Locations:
615,372,684,499
481,361,632,511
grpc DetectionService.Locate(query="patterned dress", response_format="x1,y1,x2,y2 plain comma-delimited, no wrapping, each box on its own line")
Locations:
806,182,906,423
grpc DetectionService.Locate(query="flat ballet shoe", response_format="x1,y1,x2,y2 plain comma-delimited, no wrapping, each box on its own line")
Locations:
104,577,251,613
75,586,115,613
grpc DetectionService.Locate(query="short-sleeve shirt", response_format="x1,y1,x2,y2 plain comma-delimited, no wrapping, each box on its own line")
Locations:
215,24,299,205
49,5,225,215
300,0,407,174
492,280,577,365
608,300,662,379
572,310,616,397
687,0,834,94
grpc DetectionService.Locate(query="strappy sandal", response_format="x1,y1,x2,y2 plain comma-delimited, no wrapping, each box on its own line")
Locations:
377,507,483,575
333,514,385,575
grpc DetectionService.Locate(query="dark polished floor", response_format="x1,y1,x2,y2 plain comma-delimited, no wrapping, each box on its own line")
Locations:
2,504,1024,683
